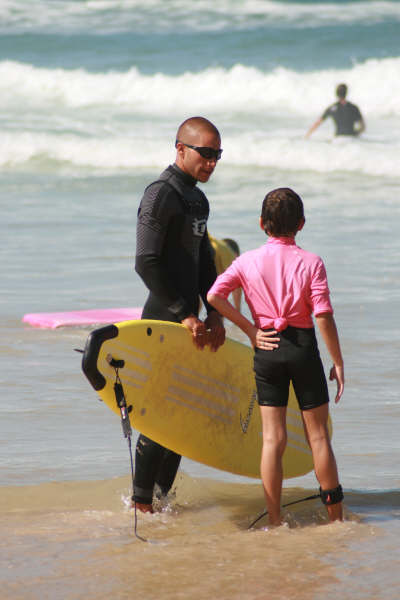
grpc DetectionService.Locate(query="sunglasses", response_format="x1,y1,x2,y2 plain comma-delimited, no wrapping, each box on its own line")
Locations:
176,140,223,161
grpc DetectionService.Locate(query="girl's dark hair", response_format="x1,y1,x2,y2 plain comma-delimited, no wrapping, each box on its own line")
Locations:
261,188,304,236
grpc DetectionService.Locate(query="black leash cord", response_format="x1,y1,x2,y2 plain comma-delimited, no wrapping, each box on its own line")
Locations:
248,492,321,529
128,437,147,543
76,348,147,541
111,363,148,542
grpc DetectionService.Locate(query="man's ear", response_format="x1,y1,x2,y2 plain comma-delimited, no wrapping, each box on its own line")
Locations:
175,141,184,156
259,216,265,231
175,141,186,167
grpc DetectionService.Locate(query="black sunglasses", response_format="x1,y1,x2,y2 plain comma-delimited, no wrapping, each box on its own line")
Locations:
176,140,223,161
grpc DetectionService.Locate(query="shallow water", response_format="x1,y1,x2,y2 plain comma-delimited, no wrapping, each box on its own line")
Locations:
2,475,400,600
1,1,400,598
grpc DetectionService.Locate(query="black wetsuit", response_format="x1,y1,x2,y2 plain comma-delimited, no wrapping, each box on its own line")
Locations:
322,101,363,136
133,163,218,504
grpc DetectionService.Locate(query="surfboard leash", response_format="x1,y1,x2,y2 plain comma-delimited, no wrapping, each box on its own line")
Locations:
76,347,147,541
107,356,148,543
248,492,321,529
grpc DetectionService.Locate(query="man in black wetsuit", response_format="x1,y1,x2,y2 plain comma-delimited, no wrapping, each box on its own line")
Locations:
306,83,365,138
133,116,226,513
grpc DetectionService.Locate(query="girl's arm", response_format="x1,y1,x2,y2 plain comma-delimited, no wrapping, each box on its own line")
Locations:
315,313,344,403
207,293,279,350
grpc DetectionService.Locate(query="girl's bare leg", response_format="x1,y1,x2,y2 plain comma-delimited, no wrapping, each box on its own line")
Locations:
259,405,287,526
301,403,343,521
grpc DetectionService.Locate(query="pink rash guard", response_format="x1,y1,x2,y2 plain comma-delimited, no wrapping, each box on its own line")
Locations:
207,236,333,331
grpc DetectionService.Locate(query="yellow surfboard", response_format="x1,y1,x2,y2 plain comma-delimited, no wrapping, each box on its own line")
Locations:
82,320,329,479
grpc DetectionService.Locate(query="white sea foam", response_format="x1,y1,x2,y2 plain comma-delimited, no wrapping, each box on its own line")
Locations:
2,128,399,178
1,0,400,32
1,57,399,175
225,133,400,178
0,131,169,169
1,58,399,118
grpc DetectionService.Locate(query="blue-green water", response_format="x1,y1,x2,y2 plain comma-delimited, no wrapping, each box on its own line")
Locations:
1,2,400,598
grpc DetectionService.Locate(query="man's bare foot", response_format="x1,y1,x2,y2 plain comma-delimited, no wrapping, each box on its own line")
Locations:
134,502,154,514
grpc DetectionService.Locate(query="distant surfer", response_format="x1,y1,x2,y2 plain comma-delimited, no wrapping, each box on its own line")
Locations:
208,187,345,525
306,83,365,138
133,117,278,514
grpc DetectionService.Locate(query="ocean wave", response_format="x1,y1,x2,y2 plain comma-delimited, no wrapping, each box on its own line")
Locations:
1,0,400,33
0,131,171,171
1,58,400,118
2,130,399,178
2,56,400,177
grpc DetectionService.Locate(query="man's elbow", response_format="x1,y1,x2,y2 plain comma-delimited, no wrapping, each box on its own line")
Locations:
134,255,143,276
135,254,157,278
355,119,365,135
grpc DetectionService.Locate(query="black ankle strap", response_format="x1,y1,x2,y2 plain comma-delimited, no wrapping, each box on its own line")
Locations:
320,484,344,505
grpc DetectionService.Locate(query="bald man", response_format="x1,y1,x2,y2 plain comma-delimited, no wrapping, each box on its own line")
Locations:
133,117,225,512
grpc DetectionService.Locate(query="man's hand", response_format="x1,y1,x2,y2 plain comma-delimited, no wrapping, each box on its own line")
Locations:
204,311,225,352
182,314,207,350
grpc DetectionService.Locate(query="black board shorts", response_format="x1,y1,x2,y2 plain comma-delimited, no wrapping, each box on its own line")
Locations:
253,326,329,411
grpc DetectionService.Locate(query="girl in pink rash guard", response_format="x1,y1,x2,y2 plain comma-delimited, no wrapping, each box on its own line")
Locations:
207,187,344,526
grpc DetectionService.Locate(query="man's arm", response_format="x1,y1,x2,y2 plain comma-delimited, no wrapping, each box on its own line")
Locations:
135,254,192,321
306,118,323,138
135,184,192,322
354,108,365,135
306,104,332,138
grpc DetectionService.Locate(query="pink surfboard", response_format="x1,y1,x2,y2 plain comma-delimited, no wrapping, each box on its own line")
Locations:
22,307,143,329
